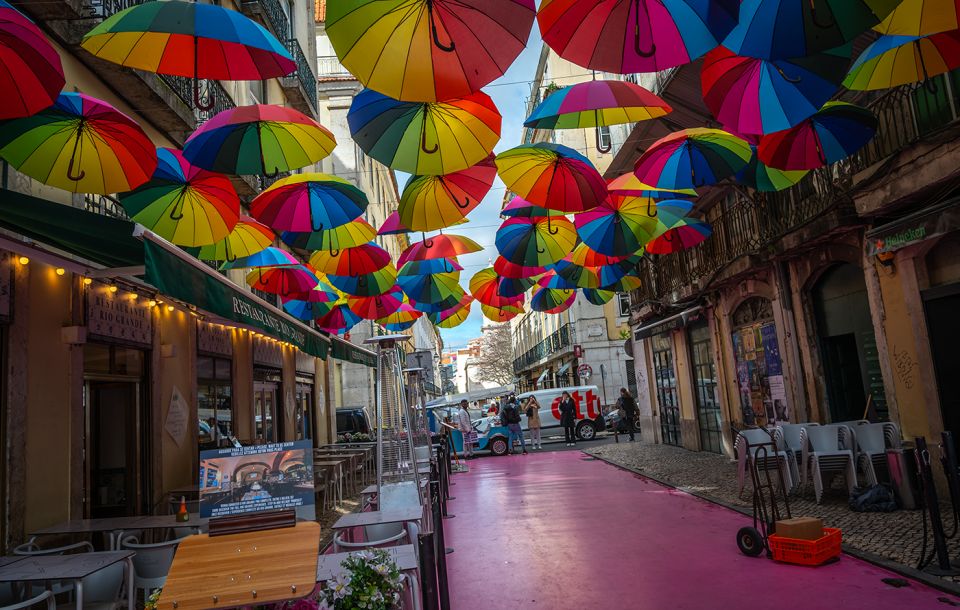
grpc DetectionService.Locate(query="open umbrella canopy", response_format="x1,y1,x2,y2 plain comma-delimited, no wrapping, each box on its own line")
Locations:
251,173,367,232
0,92,156,194
646,217,713,254
653,199,694,231
428,294,473,328
702,44,851,136
607,172,697,198
724,0,903,60
282,297,336,322
524,80,671,130
309,242,391,276
537,269,579,290
500,196,566,218
280,218,377,252
531,285,575,312
0,0,65,120
286,281,341,303
222,246,297,269
496,143,607,212
411,286,465,313
553,258,630,289
399,154,496,231
633,128,752,190
874,0,960,36
119,148,239,247
400,257,463,275
378,211,411,236
316,300,363,334
537,0,738,73
843,31,960,90
348,88,501,175
470,268,526,308
493,255,547,279
582,288,615,305
246,264,320,296
498,275,538,297
495,215,578,267
398,234,483,265
481,303,524,322
567,242,631,267
398,270,462,304
348,286,405,320
736,145,809,192
603,274,642,292
327,264,398,297
195,215,273,262
758,102,878,171
376,297,423,325
575,195,659,256
183,105,336,176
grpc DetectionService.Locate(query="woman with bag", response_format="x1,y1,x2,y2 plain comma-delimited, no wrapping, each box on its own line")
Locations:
559,390,577,446
525,396,542,450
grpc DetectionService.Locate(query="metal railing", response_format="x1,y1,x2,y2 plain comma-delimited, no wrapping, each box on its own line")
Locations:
242,0,290,42
317,56,354,79
83,194,129,220
513,323,575,373
284,38,318,112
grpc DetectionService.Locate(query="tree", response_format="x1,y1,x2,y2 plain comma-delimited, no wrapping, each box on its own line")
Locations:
473,323,515,386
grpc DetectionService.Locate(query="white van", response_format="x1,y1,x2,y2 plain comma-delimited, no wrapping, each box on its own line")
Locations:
516,385,604,441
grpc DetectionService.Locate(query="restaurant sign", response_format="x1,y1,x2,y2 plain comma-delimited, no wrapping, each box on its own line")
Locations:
866,198,960,256
87,282,152,346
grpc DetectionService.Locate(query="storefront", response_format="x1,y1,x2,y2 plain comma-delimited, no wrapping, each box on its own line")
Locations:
197,322,233,450
650,333,681,447
688,321,722,453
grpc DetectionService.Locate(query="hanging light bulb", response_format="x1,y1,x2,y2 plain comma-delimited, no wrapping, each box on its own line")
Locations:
55,268,66,276
17,256,29,265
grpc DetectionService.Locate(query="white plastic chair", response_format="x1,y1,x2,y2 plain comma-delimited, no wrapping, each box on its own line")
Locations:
801,424,858,503
120,536,181,599
776,423,819,487
332,523,409,552
13,540,93,598
735,428,794,495
856,422,902,485
72,561,127,610
0,590,54,610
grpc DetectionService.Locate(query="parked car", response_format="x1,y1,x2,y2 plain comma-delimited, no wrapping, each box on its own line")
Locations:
336,407,372,437
517,386,604,441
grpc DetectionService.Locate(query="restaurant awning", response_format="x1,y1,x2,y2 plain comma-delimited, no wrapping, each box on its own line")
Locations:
556,361,572,375
634,306,703,340
865,195,960,256
536,369,550,384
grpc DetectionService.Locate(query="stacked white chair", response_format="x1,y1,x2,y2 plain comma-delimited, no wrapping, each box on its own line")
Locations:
800,424,858,504
736,428,794,495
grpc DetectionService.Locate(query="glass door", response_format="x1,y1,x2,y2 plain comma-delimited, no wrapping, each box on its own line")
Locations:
295,382,313,441
254,381,279,443
688,322,722,453
651,334,681,446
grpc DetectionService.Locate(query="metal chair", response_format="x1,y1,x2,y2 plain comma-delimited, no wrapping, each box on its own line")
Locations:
13,540,94,599
0,590,54,610
120,536,181,599
72,562,127,610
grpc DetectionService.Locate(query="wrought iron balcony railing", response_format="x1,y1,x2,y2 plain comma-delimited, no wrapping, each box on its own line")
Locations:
83,194,128,220
284,38,318,112
241,0,290,42
317,56,354,79
513,323,575,373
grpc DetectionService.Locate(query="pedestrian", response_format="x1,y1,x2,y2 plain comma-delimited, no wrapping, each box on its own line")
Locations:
559,390,577,446
525,396,542,450
456,399,476,459
501,396,527,455
617,388,638,442
488,401,499,416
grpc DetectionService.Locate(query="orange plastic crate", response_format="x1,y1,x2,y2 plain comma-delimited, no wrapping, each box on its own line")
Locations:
768,527,842,566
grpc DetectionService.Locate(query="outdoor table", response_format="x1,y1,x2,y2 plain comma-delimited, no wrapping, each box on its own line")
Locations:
316,544,418,582
332,506,424,532
0,556,25,568
31,514,207,549
314,452,365,492
0,551,135,610
314,460,347,506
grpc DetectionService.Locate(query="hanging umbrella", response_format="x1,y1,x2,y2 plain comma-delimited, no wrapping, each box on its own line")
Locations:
633,128,752,190
429,294,474,328
309,242,391,276
316,300,363,334
348,286,405,320
758,102,878,171
646,218,713,254
399,154,496,231
724,0,902,60
701,44,851,136
874,0,960,36
400,258,463,275
348,88,501,175
843,31,960,91
326,0,535,102
0,0,65,120
379,211,411,236
81,0,294,110
183,105,336,176
496,143,607,212
567,242,631,267
574,195,659,256
118,148,239,247
221,246,297,270
607,173,697,199
376,297,423,327
495,216,577,267
0,92,156,194
280,219,377,252
537,0,738,73
553,259,628,289
531,285,575,312
470,268,526,308
398,270,462,304
653,199,694,233
493,255,547,279
411,286,466,313
582,288,615,305
327,265,398,297
246,265,320,296
501,196,566,218
251,173,367,232
498,276,538,298
736,145,809,192
282,298,336,322
286,281,341,304
195,216,274,262
398,234,483,265
602,274,642,292
481,303,524,322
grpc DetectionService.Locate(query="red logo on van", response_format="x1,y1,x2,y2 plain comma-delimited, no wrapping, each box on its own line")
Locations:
551,390,600,420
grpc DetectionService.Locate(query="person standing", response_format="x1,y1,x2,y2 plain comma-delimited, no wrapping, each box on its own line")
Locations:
617,388,638,442
456,400,476,459
525,396,542,450
559,390,577,446
501,397,527,455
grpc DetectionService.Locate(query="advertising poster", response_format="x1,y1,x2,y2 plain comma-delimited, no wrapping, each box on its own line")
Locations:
199,440,314,519
760,323,783,376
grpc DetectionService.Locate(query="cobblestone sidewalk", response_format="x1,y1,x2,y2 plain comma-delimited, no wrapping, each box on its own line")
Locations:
587,441,960,591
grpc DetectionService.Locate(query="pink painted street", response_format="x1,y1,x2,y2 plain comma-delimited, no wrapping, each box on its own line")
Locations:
445,451,947,610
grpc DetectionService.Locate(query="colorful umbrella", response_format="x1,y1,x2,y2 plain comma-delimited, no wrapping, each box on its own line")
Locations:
582,288,615,305
495,216,578,267
222,246,297,270
195,216,274,262
607,173,697,199
326,0,535,102
495,143,607,212
348,88,501,175
646,218,712,254
282,298,336,322
348,286,405,320
399,154,496,231
552,259,626,289
309,242,391,276
429,294,474,328
736,145,809,192
498,276,538,298
286,282,341,304
251,173,367,232
247,265,319,296
0,0,65,120
118,148,239,247
653,199,694,232
701,44,851,136
493,255,547,279
183,105,336,176
531,285,575,312
501,196,565,218
574,195,659,256
633,128,752,190
398,270,462,304
280,219,377,252
398,234,483,265
376,298,423,327
0,92,156,194
481,303,524,322
470,268,526,308
327,265,398,297
725,0,902,60
874,0,960,36
602,275,642,292
537,269,579,291
411,286,466,313
316,300,363,334
758,102,878,171
567,242,631,267
844,31,960,91
379,211,411,236
400,258,463,275
82,0,294,110
537,0,738,73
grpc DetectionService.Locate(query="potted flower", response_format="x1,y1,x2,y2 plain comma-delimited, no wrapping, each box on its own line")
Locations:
275,550,404,610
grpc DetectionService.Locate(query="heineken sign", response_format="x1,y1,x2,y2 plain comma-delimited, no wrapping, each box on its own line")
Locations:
866,198,960,256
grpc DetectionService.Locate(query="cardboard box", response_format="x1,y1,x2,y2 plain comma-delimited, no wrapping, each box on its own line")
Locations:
774,517,824,540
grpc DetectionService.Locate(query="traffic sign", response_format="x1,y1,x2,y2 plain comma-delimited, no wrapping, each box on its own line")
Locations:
577,363,593,379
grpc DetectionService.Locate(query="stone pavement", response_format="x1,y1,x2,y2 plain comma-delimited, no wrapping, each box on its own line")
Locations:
587,441,960,591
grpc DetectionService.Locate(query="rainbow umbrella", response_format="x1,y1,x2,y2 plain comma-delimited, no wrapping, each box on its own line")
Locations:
317,300,363,334
553,259,630,289
183,105,336,176
498,276,538,298
495,143,607,213
398,270,461,304
844,31,960,91
702,44,851,136
379,211,411,236
400,258,463,275
538,269,579,291
309,242,391,276
280,219,377,252
348,287,405,320
633,128,752,190
429,295,474,328
411,286,465,313
282,298,336,322
247,265,319,296
119,148,239,247
724,0,902,60
0,92,156,194
376,298,423,327
567,242,631,267
537,0,738,73
646,218,712,254
382,320,417,332
399,154,496,231
327,265,398,297
758,102,878,171
82,0,293,110
653,199,694,232
470,268,525,308
736,145,809,192
251,173,367,232
582,288,615,305
398,234,483,265
481,303,524,323
326,0,535,103
493,255,547,279
286,281,341,303
501,196,565,218
574,195,659,256
195,216,274,262
603,274,642,292
221,246,297,270
531,285,575,313
495,216,577,267
348,88,501,175
0,1,64,120
607,173,697,199
874,0,960,36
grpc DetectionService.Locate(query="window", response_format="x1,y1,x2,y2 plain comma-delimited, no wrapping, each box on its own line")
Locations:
198,356,232,449
249,79,265,105
295,381,313,441
617,293,631,317
598,125,611,150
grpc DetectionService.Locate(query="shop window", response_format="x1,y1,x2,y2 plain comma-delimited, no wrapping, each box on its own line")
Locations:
617,293,631,317
198,355,233,449
295,381,314,441
651,334,681,446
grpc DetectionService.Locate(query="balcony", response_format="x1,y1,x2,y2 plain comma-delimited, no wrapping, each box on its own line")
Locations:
317,56,354,80
513,323,575,373
280,38,319,116
240,0,290,42
83,194,129,220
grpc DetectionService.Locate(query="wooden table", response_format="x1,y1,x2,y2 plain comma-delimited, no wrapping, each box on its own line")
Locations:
32,515,207,549
316,544,418,582
0,551,135,610
314,452,364,492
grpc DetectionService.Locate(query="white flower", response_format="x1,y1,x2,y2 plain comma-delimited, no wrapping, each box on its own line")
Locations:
331,573,352,599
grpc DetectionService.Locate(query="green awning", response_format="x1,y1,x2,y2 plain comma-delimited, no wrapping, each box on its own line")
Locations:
330,337,377,368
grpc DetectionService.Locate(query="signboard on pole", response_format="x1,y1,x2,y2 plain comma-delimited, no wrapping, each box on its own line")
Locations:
577,364,593,379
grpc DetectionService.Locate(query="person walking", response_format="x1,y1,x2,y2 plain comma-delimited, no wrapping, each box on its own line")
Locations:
456,399,476,459
617,388,638,442
501,396,527,455
525,396,542,450
559,390,577,446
